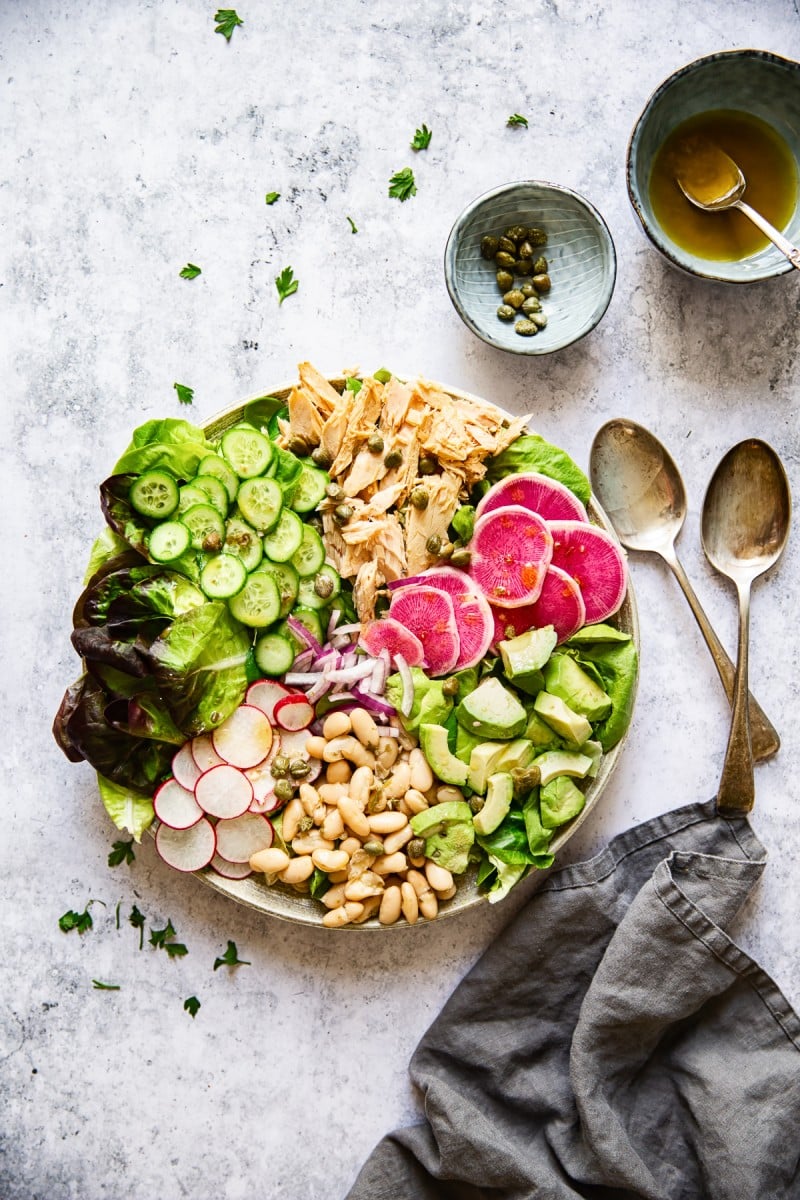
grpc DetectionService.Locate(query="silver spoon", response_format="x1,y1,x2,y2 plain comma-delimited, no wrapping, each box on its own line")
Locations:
590,419,780,762
701,440,791,815
676,143,800,270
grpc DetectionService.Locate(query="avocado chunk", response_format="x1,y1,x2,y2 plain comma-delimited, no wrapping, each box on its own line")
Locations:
540,775,586,828
467,740,508,794
499,626,558,692
533,691,592,747
525,710,563,750
542,654,612,721
410,800,474,874
473,772,514,836
534,749,593,786
456,677,527,740
581,739,603,778
419,723,468,787
493,738,536,774
455,723,485,766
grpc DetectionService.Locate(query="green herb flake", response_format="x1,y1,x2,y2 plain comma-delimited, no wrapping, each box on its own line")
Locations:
275,266,299,305
214,8,243,40
179,263,202,279
388,167,417,202
345,377,362,394
264,191,280,205
346,215,358,234
108,838,135,868
411,124,432,151
184,995,201,1018
164,941,189,959
129,904,146,950
507,113,529,128
173,382,194,405
373,367,392,384
92,980,121,991
59,903,95,935
213,940,251,970
115,901,121,930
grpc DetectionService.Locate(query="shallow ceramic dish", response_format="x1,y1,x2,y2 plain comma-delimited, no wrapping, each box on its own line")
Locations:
188,375,639,928
444,181,617,355
627,49,800,283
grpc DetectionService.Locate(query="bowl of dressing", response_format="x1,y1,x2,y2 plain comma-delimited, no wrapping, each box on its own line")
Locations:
627,50,800,282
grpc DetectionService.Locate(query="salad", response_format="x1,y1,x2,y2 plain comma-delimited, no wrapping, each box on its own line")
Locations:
54,364,637,926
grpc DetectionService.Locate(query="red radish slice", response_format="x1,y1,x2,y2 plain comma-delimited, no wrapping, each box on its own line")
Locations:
195,764,253,819
413,567,495,670
469,505,553,608
215,812,274,863
358,618,425,667
475,472,589,524
387,586,460,676
274,694,315,732
491,564,587,647
191,733,224,772
548,521,628,624
209,853,253,880
278,728,318,760
155,817,216,873
212,704,273,769
172,743,202,791
153,778,204,830
249,791,282,815
246,679,293,722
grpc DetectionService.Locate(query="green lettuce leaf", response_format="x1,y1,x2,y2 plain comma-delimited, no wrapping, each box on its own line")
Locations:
83,528,131,584
96,773,155,842
487,434,590,503
574,639,638,750
113,418,211,478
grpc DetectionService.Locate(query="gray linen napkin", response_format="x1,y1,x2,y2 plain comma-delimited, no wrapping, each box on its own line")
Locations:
345,799,800,1200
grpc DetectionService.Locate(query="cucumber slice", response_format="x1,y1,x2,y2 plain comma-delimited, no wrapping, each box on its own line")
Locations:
129,470,179,519
221,426,274,479
291,524,326,577
228,572,282,627
280,607,325,649
197,454,239,504
236,477,283,532
181,503,226,551
253,632,296,677
255,560,299,617
289,465,329,513
200,553,247,600
224,516,263,572
192,474,230,517
297,565,342,610
148,520,191,563
179,483,211,514
262,508,304,562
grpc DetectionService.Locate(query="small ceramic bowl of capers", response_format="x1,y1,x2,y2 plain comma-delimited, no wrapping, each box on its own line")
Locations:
444,181,617,355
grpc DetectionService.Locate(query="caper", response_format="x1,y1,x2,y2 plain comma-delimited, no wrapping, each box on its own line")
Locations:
333,503,353,525
495,251,516,270
326,482,345,501
297,814,314,832
426,533,443,555
496,269,514,292
514,258,533,276
418,455,437,475
367,432,384,454
439,540,454,559
505,224,527,242
274,779,294,802
532,273,551,293
497,235,517,255
515,318,538,337
202,531,222,552
497,304,516,321
450,547,471,568
469,795,485,815
518,240,534,260
526,226,547,246
287,434,310,456
441,676,460,697
520,282,536,299
314,573,335,599
271,755,290,777
384,449,403,469
407,837,426,859
363,840,385,856
289,757,312,778
533,255,548,274
311,445,332,468
532,312,548,329
521,296,542,315
511,764,542,798
410,487,429,510
502,289,525,310
480,234,499,260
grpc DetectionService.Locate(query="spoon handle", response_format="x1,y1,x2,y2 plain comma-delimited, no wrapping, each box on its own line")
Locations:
735,200,800,271
716,581,755,815
661,547,780,762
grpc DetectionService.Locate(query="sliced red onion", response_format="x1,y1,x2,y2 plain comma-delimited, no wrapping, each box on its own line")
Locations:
292,649,315,671
312,650,339,672
387,575,427,591
306,675,333,705
352,688,396,717
283,672,320,687
286,616,323,657
326,660,375,685
327,609,342,638
377,725,400,737
370,653,388,695
335,623,362,638
394,653,414,718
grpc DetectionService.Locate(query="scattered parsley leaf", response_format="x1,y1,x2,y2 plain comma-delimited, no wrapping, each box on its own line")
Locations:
129,905,146,950
264,191,280,205
214,8,243,41
165,942,189,959
173,382,194,405
184,996,201,1018
507,113,529,128
108,839,135,868
275,266,298,305
59,902,96,935
115,901,121,930
410,123,432,151
149,920,176,949
179,263,202,279
346,215,358,234
345,377,362,394
388,167,417,202
92,980,120,991
213,940,251,970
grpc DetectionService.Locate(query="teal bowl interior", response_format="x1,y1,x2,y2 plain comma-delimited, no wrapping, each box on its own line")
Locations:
628,50,800,282
444,181,616,355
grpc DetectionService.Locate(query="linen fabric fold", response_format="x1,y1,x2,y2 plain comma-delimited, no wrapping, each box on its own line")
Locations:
345,799,800,1200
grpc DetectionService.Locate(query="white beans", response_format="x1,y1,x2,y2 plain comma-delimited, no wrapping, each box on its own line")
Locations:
250,847,290,874
379,885,402,925
409,748,434,792
367,810,408,834
312,847,350,873
281,797,304,843
338,797,371,838
350,707,380,751
323,711,352,740
426,861,454,892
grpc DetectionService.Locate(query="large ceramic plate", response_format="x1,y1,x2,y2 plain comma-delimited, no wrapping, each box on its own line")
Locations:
183,375,639,928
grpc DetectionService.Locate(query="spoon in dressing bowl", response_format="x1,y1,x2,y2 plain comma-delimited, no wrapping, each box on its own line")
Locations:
701,440,791,815
590,419,780,762
675,140,800,270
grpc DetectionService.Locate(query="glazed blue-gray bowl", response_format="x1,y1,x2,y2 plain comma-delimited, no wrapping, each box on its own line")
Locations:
444,181,616,355
627,50,800,283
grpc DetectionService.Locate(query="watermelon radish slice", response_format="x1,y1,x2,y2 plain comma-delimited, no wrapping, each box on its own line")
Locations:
153,778,204,830
491,564,587,646
155,817,216,873
475,472,589,524
214,812,274,863
172,743,202,791
209,853,254,880
469,505,553,608
246,679,293,722
195,764,254,819
191,733,224,773
274,694,315,732
548,521,628,624
358,617,425,667
212,704,273,769
408,567,494,670
387,586,460,676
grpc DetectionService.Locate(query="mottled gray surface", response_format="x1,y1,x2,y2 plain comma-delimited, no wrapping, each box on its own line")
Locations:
2,2,800,1197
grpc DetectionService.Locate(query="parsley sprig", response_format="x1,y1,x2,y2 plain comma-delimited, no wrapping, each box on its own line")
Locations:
59,900,100,935
150,920,188,959
92,980,120,991
173,382,194,405
184,996,201,1018
411,124,432,151
213,940,250,970
388,167,417,202
275,266,299,304
214,8,243,40
179,263,202,279
507,113,529,128
108,839,135,868
129,905,146,950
